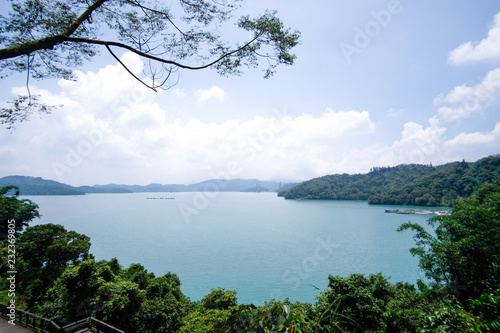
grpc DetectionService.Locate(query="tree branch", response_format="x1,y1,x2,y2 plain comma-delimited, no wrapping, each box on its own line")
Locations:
0,0,109,60
123,0,188,36
65,34,261,70
61,0,110,37
105,44,157,91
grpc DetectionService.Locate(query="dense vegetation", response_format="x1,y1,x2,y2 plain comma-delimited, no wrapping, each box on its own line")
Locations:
279,155,500,207
1,183,500,332
0,185,40,237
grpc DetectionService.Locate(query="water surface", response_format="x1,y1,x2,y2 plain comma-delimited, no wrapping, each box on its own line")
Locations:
26,192,434,305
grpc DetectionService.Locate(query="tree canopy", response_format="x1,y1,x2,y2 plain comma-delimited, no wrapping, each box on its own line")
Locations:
0,0,301,127
3,184,500,332
0,185,40,238
398,182,500,301
279,155,500,207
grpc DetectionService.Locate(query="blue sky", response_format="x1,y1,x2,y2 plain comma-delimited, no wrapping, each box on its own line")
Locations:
1,0,500,186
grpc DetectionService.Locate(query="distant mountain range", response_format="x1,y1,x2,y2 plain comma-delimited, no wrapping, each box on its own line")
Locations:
5,155,499,203
0,175,295,195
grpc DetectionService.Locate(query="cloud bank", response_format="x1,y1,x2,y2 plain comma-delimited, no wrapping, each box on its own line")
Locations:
1,52,498,186
434,67,500,120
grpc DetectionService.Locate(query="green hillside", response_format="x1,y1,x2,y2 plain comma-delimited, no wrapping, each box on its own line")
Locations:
278,155,500,206
0,176,85,195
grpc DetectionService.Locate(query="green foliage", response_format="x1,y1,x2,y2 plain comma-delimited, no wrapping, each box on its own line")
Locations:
398,183,500,300
137,272,188,332
468,288,500,332
0,185,40,238
94,279,146,331
4,184,500,332
0,0,300,126
226,300,318,333
315,273,393,332
418,301,476,333
203,287,238,310
279,155,500,207
17,223,91,268
34,257,189,332
40,258,116,323
4,223,91,307
179,307,233,333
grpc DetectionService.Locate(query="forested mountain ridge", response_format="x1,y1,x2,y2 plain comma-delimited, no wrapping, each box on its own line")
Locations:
0,175,85,195
278,155,500,206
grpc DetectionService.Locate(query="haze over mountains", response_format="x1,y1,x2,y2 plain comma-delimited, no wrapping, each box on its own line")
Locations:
2,156,499,204
0,176,295,195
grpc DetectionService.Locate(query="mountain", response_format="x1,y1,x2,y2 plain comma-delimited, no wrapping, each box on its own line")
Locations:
77,186,133,194
185,179,282,192
87,183,188,193
242,185,272,192
0,176,85,195
0,176,286,195
278,155,500,207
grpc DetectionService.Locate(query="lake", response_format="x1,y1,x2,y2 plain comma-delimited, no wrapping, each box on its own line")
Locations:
24,192,435,306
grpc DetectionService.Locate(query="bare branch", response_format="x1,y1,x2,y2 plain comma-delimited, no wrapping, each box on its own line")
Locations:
105,44,157,91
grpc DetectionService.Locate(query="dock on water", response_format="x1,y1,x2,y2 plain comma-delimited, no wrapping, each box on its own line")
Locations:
385,209,452,215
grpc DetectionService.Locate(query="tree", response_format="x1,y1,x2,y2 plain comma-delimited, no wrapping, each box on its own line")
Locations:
202,287,238,310
14,223,91,306
137,273,189,332
40,258,117,324
314,273,394,332
93,279,146,331
0,185,40,238
226,300,318,333
398,183,500,301
0,0,301,127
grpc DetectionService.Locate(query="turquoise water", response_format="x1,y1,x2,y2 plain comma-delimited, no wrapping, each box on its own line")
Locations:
25,192,433,305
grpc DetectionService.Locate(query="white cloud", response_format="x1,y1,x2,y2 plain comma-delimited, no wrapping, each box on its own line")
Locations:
171,88,188,98
444,123,500,151
338,118,448,171
195,86,226,103
0,74,378,184
2,52,498,186
448,11,500,66
390,117,447,164
334,118,500,173
434,67,500,120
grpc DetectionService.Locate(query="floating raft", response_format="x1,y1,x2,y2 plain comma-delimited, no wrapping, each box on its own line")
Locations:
385,209,451,216
146,197,175,200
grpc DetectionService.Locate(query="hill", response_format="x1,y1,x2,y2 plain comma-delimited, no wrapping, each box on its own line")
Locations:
87,183,187,193
186,179,282,192
0,176,85,195
278,155,500,207
0,177,287,195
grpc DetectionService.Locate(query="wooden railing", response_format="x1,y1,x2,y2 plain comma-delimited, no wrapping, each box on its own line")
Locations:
0,302,61,332
88,317,125,333
0,302,124,333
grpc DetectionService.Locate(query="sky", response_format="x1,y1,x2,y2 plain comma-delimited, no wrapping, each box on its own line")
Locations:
1,0,500,186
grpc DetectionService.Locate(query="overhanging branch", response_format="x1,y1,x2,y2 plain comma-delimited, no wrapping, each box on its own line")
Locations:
65,34,261,71
105,45,157,91
0,0,109,60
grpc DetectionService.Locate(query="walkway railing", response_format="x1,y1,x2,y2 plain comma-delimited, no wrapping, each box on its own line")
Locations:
0,302,124,333
0,303,60,332
61,317,125,333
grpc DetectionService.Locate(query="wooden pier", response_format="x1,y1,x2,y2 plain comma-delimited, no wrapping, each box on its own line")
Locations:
385,209,452,215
